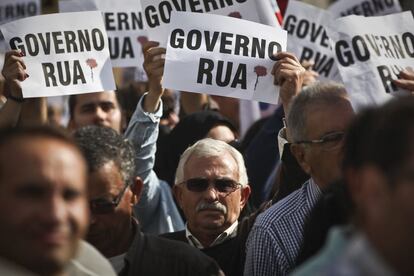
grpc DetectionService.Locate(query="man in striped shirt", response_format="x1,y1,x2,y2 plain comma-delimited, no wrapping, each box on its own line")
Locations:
244,82,355,276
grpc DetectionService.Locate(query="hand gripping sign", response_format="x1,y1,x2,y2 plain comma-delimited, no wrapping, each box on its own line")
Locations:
0,11,116,98
163,12,287,104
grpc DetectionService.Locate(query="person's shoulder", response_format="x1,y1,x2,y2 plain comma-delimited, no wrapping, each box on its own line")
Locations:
67,240,117,276
145,234,221,271
159,230,187,241
255,183,309,229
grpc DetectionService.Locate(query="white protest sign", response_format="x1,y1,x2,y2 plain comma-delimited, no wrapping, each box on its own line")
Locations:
59,0,147,68
0,0,41,67
0,0,41,25
328,0,402,18
0,11,116,98
163,12,287,104
139,0,279,46
327,11,414,108
283,1,341,81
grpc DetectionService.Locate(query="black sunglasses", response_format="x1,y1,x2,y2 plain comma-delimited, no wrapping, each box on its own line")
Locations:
89,184,129,214
180,178,241,194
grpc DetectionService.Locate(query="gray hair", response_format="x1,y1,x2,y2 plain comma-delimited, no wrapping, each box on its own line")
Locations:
175,138,248,187
287,81,348,142
74,125,135,187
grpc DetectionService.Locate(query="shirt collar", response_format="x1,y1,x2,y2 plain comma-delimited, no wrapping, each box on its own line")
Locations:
185,220,238,249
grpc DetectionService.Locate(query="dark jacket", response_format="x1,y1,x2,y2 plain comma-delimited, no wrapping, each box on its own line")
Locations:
120,229,222,276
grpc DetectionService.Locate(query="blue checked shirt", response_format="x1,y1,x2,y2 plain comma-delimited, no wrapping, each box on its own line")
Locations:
244,178,322,276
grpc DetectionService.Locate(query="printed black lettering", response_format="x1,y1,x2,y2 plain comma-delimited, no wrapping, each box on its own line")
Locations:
352,35,370,62
170,29,185,48
268,41,281,60
220,32,233,54
105,13,116,31
335,40,354,67
205,31,220,52
377,65,397,93
42,62,57,87
145,6,159,28
25,34,39,56
197,58,214,84
216,60,232,87
10,37,25,55
234,34,249,56
402,32,414,57
187,30,202,50
251,38,266,59
64,31,78,53
52,32,64,54
231,63,246,89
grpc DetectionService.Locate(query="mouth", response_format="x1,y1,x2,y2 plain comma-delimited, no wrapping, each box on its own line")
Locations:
36,231,68,247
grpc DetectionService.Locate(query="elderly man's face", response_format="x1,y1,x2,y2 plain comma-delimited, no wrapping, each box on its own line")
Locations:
0,137,89,275
70,91,122,133
295,98,354,188
174,153,250,240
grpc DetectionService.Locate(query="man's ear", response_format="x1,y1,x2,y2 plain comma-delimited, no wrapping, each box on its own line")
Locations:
129,176,143,205
290,143,311,175
240,185,251,210
172,185,184,210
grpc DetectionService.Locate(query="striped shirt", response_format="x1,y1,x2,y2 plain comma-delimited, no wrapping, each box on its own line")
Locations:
244,179,322,276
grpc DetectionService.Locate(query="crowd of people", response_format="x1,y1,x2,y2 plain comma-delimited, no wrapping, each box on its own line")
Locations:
0,1,414,276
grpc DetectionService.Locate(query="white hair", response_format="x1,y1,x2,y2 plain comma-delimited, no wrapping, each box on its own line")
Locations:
175,138,248,187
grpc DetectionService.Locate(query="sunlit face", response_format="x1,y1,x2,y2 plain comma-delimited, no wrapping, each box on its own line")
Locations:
0,137,89,275
70,91,122,133
299,98,354,187
86,161,133,255
174,153,250,239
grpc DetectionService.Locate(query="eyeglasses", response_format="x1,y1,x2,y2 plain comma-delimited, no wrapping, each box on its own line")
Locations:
89,184,129,214
179,178,242,195
296,131,345,151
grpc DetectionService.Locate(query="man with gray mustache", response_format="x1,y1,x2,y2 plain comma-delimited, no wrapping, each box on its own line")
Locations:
162,138,251,276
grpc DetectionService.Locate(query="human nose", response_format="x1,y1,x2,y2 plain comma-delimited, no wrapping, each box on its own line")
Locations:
41,195,67,226
93,106,107,123
203,183,219,202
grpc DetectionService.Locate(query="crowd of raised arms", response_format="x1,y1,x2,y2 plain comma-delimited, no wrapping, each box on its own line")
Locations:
0,0,413,275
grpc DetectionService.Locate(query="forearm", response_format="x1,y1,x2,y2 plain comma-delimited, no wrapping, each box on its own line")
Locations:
0,99,22,128
18,97,47,126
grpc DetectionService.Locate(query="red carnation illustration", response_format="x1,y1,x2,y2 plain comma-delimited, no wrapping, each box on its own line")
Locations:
137,36,149,46
86,58,98,82
228,11,242,19
254,66,267,91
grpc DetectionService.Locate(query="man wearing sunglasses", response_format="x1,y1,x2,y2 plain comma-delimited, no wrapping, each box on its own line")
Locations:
75,126,223,276
245,82,355,276
161,138,251,276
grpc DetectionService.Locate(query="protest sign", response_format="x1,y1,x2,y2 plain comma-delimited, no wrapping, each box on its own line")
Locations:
59,0,147,68
0,11,116,98
163,12,287,104
328,0,402,18
139,0,278,46
283,1,340,81
0,0,40,25
326,11,414,107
